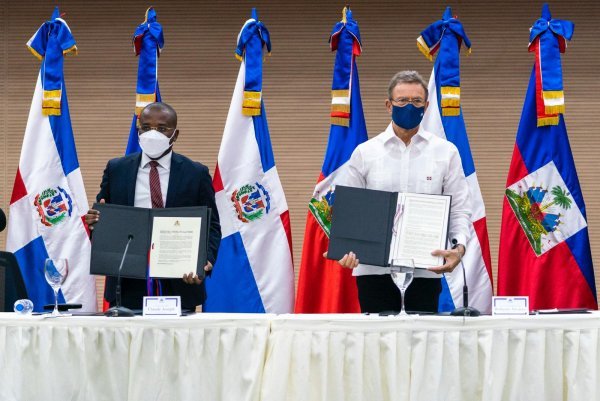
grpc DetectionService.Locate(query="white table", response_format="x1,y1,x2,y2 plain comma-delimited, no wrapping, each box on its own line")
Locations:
1,312,600,401
260,313,600,401
0,313,271,401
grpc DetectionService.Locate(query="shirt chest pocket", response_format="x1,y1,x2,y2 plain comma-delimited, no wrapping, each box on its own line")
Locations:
417,161,444,194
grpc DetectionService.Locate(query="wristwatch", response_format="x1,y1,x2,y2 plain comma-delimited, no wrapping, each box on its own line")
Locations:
452,241,466,258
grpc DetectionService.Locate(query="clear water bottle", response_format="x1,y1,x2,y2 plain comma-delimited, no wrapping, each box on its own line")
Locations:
14,299,34,315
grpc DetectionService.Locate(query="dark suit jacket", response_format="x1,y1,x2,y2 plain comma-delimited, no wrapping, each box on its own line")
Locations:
97,152,221,311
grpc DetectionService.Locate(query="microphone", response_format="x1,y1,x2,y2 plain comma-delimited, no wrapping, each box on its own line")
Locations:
450,239,481,317
104,234,135,317
0,208,6,232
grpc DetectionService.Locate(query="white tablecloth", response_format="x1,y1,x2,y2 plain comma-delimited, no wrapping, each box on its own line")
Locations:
0,313,271,401
2,312,600,401
260,313,600,401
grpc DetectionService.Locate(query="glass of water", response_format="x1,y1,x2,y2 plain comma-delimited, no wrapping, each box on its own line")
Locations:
44,258,69,316
390,258,415,315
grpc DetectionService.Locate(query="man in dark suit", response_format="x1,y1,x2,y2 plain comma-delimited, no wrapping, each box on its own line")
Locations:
85,102,220,311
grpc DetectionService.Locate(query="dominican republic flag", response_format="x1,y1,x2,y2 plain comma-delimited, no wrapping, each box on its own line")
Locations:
419,7,493,314
498,6,596,310
6,8,97,312
204,10,294,313
295,7,367,313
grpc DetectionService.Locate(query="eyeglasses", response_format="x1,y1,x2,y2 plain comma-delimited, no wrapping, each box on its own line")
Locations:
138,125,176,134
390,97,426,108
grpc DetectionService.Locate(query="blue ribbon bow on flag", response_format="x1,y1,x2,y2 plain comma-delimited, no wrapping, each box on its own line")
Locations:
329,7,362,127
133,7,164,116
417,7,471,117
235,8,271,116
528,4,574,127
26,7,77,116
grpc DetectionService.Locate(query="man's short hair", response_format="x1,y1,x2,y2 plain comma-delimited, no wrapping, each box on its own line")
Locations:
140,102,178,127
387,71,429,101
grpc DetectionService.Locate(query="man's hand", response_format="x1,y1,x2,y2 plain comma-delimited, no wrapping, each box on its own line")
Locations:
85,198,105,230
182,261,213,285
323,251,359,269
428,245,465,274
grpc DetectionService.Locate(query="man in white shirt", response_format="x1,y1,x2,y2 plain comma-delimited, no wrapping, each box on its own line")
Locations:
336,71,471,313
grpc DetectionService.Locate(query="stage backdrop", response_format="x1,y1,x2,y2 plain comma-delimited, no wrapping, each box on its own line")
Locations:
0,0,598,310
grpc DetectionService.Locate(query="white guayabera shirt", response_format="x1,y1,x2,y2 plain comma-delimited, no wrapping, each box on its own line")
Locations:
339,123,472,278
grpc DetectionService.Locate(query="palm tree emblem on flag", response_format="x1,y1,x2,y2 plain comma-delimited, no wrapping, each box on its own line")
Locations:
506,161,585,256
308,188,335,236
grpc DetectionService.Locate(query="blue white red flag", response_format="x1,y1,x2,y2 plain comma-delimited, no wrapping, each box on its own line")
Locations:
498,5,596,310
420,7,493,313
7,8,97,312
204,10,294,313
295,7,367,313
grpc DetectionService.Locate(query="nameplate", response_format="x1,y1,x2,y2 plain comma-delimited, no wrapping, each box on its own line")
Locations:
143,296,181,317
492,296,529,316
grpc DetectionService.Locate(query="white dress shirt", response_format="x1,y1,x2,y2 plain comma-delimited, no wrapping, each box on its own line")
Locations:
340,123,472,278
134,151,172,208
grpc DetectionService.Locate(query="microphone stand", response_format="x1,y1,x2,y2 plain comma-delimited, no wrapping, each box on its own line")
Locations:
105,235,135,317
450,243,481,317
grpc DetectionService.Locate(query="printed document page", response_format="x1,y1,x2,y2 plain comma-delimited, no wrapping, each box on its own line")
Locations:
388,193,450,268
149,216,202,278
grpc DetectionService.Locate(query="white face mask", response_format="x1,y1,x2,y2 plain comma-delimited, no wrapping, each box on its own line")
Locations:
138,129,176,158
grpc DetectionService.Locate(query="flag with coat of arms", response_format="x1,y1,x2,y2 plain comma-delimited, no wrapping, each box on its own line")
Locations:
204,9,295,313
295,7,367,313
498,4,596,310
6,7,97,312
419,6,493,313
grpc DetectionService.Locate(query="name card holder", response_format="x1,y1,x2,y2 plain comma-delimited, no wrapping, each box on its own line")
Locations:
143,296,182,317
492,296,529,316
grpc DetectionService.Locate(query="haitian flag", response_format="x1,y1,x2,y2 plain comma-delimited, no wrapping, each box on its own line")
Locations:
419,7,493,313
204,9,294,313
115,7,164,308
6,8,97,312
125,6,164,154
295,7,367,313
498,5,596,310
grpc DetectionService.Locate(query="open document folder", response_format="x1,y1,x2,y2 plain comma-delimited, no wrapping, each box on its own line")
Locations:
327,186,450,268
90,204,210,279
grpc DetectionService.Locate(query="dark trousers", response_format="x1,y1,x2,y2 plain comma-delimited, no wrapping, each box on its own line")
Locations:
356,275,442,314
106,277,205,312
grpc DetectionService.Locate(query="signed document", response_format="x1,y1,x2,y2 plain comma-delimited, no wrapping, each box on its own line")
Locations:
149,217,202,278
328,186,450,268
388,193,450,268
91,204,210,279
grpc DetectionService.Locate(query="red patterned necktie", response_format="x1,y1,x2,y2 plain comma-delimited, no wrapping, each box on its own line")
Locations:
149,160,164,209
148,160,163,296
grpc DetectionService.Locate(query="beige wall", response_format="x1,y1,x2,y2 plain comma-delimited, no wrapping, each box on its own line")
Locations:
1,0,599,308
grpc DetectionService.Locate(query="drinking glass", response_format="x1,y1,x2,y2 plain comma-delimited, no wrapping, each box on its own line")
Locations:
390,258,415,315
44,258,69,316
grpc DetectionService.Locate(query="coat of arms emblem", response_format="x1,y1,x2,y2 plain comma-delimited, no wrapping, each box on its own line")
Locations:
34,186,73,227
309,187,335,237
505,161,586,256
231,182,271,223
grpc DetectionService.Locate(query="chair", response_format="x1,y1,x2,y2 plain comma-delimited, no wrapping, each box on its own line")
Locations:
0,251,28,312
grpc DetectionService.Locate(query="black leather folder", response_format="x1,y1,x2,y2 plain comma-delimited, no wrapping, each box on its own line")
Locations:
90,204,210,279
327,186,398,267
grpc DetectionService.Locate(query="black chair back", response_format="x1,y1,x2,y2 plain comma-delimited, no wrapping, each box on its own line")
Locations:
0,251,28,312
